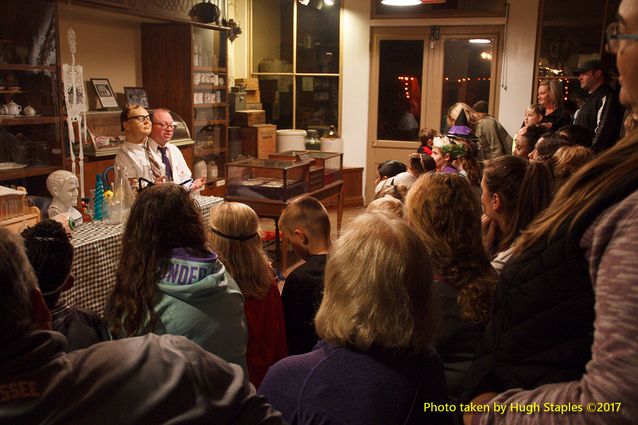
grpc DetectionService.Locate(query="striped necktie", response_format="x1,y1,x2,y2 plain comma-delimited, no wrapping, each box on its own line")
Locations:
144,138,163,180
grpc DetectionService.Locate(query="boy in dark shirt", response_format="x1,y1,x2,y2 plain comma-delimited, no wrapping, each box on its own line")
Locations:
22,219,110,351
279,196,331,355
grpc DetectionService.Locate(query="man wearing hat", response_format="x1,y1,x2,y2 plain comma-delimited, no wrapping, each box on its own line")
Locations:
574,59,624,153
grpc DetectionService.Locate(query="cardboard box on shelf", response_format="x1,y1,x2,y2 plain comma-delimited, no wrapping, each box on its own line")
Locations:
235,109,265,127
245,102,263,110
235,77,259,91
245,89,260,104
240,124,277,159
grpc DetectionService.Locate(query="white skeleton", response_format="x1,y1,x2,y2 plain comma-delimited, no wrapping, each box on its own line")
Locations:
62,28,87,198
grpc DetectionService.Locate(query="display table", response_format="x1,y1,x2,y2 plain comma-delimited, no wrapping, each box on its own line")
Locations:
226,179,344,270
60,195,223,315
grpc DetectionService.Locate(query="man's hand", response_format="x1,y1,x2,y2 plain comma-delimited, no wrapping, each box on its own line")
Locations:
191,177,206,191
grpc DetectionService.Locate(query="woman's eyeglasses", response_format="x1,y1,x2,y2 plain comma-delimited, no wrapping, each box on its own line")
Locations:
606,22,638,54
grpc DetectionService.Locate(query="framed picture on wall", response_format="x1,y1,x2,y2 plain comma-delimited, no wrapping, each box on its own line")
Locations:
90,78,118,109
123,87,149,108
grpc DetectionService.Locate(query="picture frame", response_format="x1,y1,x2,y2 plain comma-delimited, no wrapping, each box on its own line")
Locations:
124,86,149,108
90,78,118,109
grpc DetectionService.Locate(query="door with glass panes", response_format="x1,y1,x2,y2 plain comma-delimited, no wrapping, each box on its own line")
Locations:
366,26,502,202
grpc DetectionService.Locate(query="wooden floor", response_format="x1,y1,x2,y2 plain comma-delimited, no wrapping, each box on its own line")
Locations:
259,205,366,277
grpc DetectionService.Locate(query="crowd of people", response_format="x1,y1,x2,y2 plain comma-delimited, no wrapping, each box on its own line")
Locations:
2,0,638,423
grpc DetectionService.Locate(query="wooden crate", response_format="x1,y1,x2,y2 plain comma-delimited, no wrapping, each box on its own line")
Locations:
240,124,277,159
235,109,265,127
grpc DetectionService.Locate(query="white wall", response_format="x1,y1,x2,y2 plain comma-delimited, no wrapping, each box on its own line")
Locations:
59,11,142,99
340,0,371,168
497,0,540,136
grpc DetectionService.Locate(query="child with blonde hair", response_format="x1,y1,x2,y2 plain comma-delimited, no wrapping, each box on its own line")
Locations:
366,195,404,218
210,201,287,387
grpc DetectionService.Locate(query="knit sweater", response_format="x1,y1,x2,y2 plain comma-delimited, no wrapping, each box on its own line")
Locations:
475,189,638,425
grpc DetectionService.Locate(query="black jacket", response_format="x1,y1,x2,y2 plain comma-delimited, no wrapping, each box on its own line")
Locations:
575,83,624,153
460,219,595,401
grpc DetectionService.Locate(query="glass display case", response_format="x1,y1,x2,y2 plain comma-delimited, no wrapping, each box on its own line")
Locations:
269,150,342,189
225,158,309,201
0,0,63,195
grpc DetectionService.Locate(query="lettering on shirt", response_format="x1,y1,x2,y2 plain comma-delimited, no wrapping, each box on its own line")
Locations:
163,263,209,285
0,381,40,402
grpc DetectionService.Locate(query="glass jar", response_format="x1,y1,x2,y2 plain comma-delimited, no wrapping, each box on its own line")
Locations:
305,129,321,151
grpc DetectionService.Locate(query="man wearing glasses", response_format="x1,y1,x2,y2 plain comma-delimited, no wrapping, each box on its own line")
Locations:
148,108,205,191
114,104,164,186
573,59,624,153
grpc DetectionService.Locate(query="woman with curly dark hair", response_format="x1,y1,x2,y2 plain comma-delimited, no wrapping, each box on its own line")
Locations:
104,184,248,376
405,172,498,409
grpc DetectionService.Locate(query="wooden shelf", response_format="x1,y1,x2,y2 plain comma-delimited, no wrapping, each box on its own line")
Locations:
194,119,226,126
0,116,60,126
193,103,227,108
0,64,57,73
0,90,25,94
193,84,226,90
195,146,227,156
193,66,226,73
0,166,59,181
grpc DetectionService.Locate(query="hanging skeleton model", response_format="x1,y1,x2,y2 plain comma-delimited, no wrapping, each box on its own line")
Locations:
61,27,87,198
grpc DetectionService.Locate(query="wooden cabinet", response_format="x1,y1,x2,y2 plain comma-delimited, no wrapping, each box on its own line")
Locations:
0,0,64,195
141,23,228,195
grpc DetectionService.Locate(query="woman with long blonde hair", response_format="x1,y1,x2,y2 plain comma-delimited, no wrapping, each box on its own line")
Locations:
405,172,497,407
209,201,287,387
537,79,572,129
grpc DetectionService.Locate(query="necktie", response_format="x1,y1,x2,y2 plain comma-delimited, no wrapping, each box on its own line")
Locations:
144,139,163,180
158,146,173,181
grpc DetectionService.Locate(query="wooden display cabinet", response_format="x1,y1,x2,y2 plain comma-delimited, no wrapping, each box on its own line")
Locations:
141,23,228,196
0,0,65,196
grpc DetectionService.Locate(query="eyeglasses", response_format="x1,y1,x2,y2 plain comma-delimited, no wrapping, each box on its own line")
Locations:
605,22,638,54
153,122,176,130
126,114,151,123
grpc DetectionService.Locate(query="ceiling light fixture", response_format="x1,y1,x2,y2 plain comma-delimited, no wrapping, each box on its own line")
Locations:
469,38,492,44
381,0,421,6
324,0,334,5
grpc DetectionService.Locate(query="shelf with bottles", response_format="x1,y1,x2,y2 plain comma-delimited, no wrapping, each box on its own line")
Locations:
194,84,227,91
0,64,57,73
0,165,59,181
194,146,227,157
193,66,226,73
0,116,60,126
194,103,227,109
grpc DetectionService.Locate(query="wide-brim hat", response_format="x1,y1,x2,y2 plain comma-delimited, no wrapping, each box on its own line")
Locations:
447,110,478,141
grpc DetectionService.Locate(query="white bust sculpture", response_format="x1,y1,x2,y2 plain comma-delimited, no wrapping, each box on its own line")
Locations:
46,170,83,227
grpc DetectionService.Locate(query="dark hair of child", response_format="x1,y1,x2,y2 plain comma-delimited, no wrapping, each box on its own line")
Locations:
21,219,73,310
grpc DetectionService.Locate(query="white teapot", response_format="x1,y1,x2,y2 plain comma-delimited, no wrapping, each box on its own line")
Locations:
4,100,22,116
23,105,36,116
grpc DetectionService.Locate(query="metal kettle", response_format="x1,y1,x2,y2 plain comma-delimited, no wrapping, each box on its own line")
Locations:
189,0,220,24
